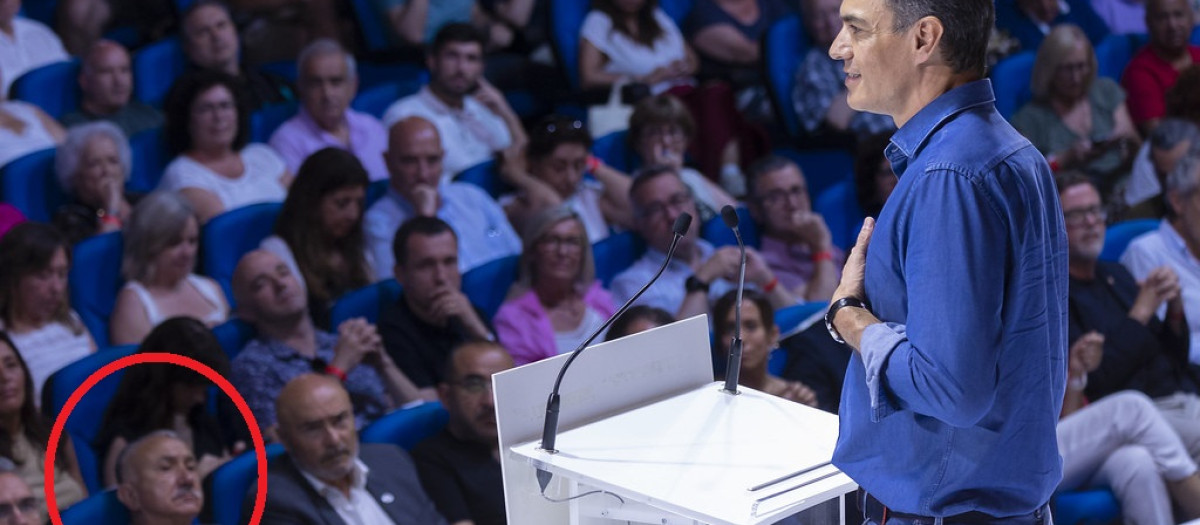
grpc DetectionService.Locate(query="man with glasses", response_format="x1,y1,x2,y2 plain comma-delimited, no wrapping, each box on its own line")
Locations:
747,156,844,302
0,459,40,525
412,341,513,525
611,166,794,319
1059,171,1200,463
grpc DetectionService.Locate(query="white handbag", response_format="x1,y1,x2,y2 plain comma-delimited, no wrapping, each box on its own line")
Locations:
587,81,634,138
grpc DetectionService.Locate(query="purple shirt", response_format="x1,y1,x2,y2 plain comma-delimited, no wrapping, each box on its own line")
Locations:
758,235,844,294
493,281,616,366
268,108,390,181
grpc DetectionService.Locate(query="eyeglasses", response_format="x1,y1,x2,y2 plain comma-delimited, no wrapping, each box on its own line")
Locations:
0,497,40,519
757,185,808,207
639,192,693,220
1063,204,1107,226
641,125,687,141
538,119,584,136
452,376,493,394
537,235,584,252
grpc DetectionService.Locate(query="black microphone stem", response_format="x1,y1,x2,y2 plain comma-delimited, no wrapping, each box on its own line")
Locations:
722,210,747,395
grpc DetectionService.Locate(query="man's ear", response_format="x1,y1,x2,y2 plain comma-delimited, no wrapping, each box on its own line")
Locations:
116,482,141,512
912,16,946,66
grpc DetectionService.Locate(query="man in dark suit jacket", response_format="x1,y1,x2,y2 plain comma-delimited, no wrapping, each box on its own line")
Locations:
241,374,447,524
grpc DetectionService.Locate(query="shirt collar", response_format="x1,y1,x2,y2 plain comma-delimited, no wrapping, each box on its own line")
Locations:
885,79,996,177
299,456,370,497
1160,220,1198,262
417,85,473,117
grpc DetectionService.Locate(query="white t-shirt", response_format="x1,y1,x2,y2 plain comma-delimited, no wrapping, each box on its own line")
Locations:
381,86,512,178
0,101,57,168
2,313,93,407
0,17,68,94
159,143,288,211
580,9,690,94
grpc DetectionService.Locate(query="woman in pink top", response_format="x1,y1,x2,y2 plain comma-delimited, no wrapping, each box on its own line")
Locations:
494,207,616,365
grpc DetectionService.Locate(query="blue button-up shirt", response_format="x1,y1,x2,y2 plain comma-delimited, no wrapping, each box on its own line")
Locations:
832,80,1069,518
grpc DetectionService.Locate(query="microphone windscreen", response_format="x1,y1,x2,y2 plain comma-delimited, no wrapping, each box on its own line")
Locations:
720,205,739,228
673,212,693,236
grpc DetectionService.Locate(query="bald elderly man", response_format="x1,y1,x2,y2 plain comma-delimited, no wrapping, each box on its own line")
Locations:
363,116,521,281
61,39,163,137
244,374,447,524
115,431,203,525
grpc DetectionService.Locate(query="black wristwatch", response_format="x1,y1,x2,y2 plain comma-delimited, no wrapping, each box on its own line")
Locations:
825,297,871,345
685,275,710,294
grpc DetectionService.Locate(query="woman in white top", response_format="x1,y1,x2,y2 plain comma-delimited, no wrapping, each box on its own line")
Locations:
109,192,229,345
159,70,291,224
579,0,698,93
0,76,65,168
0,222,96,404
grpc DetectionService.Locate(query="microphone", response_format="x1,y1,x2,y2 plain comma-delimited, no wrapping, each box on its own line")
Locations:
720,205,746,395
539,212,693,465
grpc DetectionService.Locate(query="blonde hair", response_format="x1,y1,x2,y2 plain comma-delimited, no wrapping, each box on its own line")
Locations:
122,192,196,282
1030,24,1096,103
510,207,596,299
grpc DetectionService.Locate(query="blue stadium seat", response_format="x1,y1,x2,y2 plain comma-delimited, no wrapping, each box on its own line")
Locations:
133,37,186,108
1100,218,1159,262
462,254,521,320
258,60,298,83
351,80,421,120
200,202,283,305
18,2,58,26
1094,33,1137,82
548,0,591,90
10,59,81,119
60,489,130,525
773,148,855,205
592,231,646,288
762,16,810,138
128,127,168,194
591,130,636,173
330,279,403,326
1052,488,1121,525
991,50,1036,120
366,179,390,208
251,102,299,143
212,318,256,361
357,62,427,91
702,206,760,249
775,301,827,337
660,0,694,24
360,402,449,450
0,147,63,222
1194,25,1200,45
43,345,138,494
69,231,124,346
814,179,866,252
210,443,285,525
453,159,512,199
348,0,393,53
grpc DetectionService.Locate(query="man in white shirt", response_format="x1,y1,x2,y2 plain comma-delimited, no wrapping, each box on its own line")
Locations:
0,4,68,94
381,23,526,178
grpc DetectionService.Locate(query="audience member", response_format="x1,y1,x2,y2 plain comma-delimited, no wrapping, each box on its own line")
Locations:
0,331,86,511
713,289,817,407
230,250,421,436
1090,0,1149,34
0,85,65,169
375,0,473,47
626,94,737,216
114,430,204,525
494,208,616,365
0,458,42,524
1059,172,1200,462
52,122,135,245
109,192,229,345
61,40,164,137
1126,118,1200,217
382,24,526,178
0,3,67,95
1013,24,1139,197
852,133,896,219
776,321,851,414
159,70,291,223
1123,154,1200,366
261,148,373,330
1122,0,1200,133
379,217,495,400
612,166,793,318
994,0,1110,52
269,39,389,182
579,0,697,94
364,117,520,279
791,0,893,139
223,0,342,66
0,222,96,404
411,341,512,525
246,374,447,523
502,116,631,242
746,156,842,302
98,317,240,487
604,305,675,341
179,0,295,112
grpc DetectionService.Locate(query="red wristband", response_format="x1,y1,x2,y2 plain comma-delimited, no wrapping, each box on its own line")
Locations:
324,364,348,382
1048,157,1061,173
811,251,833,263
586,154,602,173
762,277,779,293
98,211,121,227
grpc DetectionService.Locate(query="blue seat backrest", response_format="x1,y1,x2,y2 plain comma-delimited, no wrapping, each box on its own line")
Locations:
212,318,257,362
0,147,62,222
60,489,131,525
548,0,591,90
762,15,809,138
69,231,125,347
462,255,521,320
772,147,854,204
133,37,186,107
10,59,81,119
352,80,420,120
210,443,286,525
591,130,636,173
1100,218,1159,262
356,62,427,91
348,0,393,53
251,102,299,143
360,402,449,450
128,127,169,193
330,279,403,327
814,179,866,252
366,179,390,209
453,159,512,199
660,0,694,24
1052,488,1120,525
702,206,760,249
200,202,283,305
592,231,647,288
1094,33,1137,81
991,50,1036,120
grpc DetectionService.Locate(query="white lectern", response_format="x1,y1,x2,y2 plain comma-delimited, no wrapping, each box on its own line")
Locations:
494,315,856,524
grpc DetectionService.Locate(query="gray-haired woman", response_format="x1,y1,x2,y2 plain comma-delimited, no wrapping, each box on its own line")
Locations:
52,121,136,244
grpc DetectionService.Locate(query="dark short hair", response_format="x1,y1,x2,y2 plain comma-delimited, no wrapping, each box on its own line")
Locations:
431,23,485,56
606,305,675,341
527,116,591,161
1053,171,1098,198
628,94,695,148
180,0,232,27
745,155,799,199
712,289,774,345
164,69,250,155
884,0,992,76
627,165,684,212
391,216,458,268
0,223,75,330
437,340,510,384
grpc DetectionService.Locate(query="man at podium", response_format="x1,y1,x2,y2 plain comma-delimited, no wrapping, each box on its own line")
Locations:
823,0,1068,523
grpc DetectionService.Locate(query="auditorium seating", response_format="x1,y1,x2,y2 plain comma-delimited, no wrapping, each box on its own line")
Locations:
69,231,125,346
0,148,63,222
199,202,283,305
814,179,865,252
462,254,521,320
329,278,403,326
360,401,449,450
209,443,286,525
1100,218,1159,262
10,59,81,119
60,489,130,525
